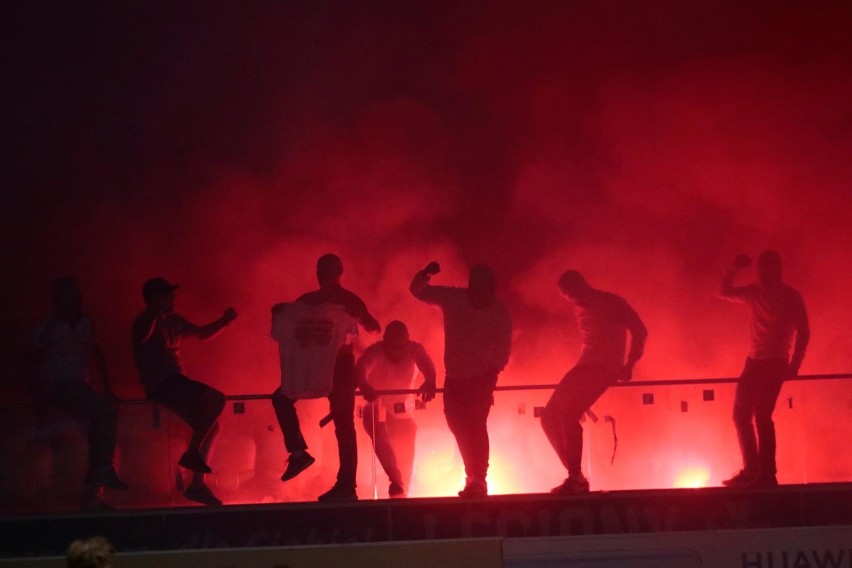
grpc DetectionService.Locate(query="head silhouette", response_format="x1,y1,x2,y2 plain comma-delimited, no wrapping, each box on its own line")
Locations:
757,250,783,288
51,277,82,320
142,277,178,313
383,320,410,363
468,264,496,309
316,253,343,289
558,270,592,301
66,536,115,568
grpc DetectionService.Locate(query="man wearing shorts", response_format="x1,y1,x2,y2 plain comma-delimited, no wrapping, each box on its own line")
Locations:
132,277,237,506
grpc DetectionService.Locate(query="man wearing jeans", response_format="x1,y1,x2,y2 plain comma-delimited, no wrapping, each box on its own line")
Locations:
357,320,437,497
271,253,381,502
410,262,512,498
542,270,647,495
718,251,809,488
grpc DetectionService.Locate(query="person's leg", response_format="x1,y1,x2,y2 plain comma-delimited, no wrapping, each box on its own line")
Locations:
465,379,495,484
443,380,474,479
148,376,225,473
147,376,226,506
732,359,760,474
43,381,127,492
48,382,118,470
389,415,417,492
271,388,314,481
186,387,226,454
189,421,220,487
444,373,496,496
541,365,612,479
271,389,308,453
320,349,358,500
753,359,788,479
363,403,402,486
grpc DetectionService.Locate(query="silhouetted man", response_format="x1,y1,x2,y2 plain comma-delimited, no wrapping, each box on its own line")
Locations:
357,320,436,497
543,271,647,494
271,253,381,502
132,277,237,506
718,251,809,488
31,277,128,509
410,262,512,498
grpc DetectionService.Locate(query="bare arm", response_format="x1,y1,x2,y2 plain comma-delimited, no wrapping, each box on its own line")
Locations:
789,294,810,376
622,303,648,380
493,306,513,374
356,306,381,334
89,343,117,398
414,343,437,402
34,314,58,349
718,254,752,300
355,348,378,401
410,261,442,303
184,308,238,341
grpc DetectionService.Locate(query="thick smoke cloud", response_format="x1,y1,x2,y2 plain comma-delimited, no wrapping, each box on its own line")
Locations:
4,1,851,503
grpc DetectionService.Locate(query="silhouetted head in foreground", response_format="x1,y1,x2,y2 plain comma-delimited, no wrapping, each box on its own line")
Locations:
468,264,497,309
558,270,593,302
66,536,115,568
51,277,82,322
757,250,783,289
317,253,344,290
383,320,410,363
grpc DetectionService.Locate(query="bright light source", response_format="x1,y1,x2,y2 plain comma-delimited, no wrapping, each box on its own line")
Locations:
673,466,710,489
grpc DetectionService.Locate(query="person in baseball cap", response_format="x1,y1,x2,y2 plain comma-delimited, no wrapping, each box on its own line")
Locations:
132,276,238,506
141,277,179,301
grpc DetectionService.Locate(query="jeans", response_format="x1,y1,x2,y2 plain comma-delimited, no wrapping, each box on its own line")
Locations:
733,357,789,475
541,363,618,477
272,349,359,488
362,403,416,488
37,379,118,471
443,372,498,482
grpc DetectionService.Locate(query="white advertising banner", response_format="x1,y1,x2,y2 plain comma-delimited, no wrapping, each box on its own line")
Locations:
503,526,852,568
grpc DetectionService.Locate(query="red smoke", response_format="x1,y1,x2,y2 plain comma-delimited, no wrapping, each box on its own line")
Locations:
4,1,852,506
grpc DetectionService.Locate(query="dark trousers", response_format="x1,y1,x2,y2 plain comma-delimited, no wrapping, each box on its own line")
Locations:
443,372,497,482
541,364,617,477
362,403,417,488
38,380,118,471
147,374,225,457
272,350,359,488
733,357,788,476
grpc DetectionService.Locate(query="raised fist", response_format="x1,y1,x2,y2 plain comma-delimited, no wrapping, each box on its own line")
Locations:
424,261,441,275
223,307,238,323
732,254,751,269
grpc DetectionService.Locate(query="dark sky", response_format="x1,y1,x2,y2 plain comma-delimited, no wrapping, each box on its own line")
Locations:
4,1,852,399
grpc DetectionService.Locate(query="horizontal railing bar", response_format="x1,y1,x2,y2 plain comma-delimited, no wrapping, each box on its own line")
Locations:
4,373,850,409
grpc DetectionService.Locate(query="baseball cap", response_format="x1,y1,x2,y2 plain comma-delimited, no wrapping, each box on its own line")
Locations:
142,277,179,300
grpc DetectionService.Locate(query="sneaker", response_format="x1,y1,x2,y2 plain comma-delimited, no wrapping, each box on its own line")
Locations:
81,489,114,512
388,481,405,498
551,475,590,495
318,484,358,502
178,450,212,474
755,474,779,488
85,467,130,491
458,479,487,499
723,469,778,488
184,482,222,506
281,451,316,481
722,469,759,487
